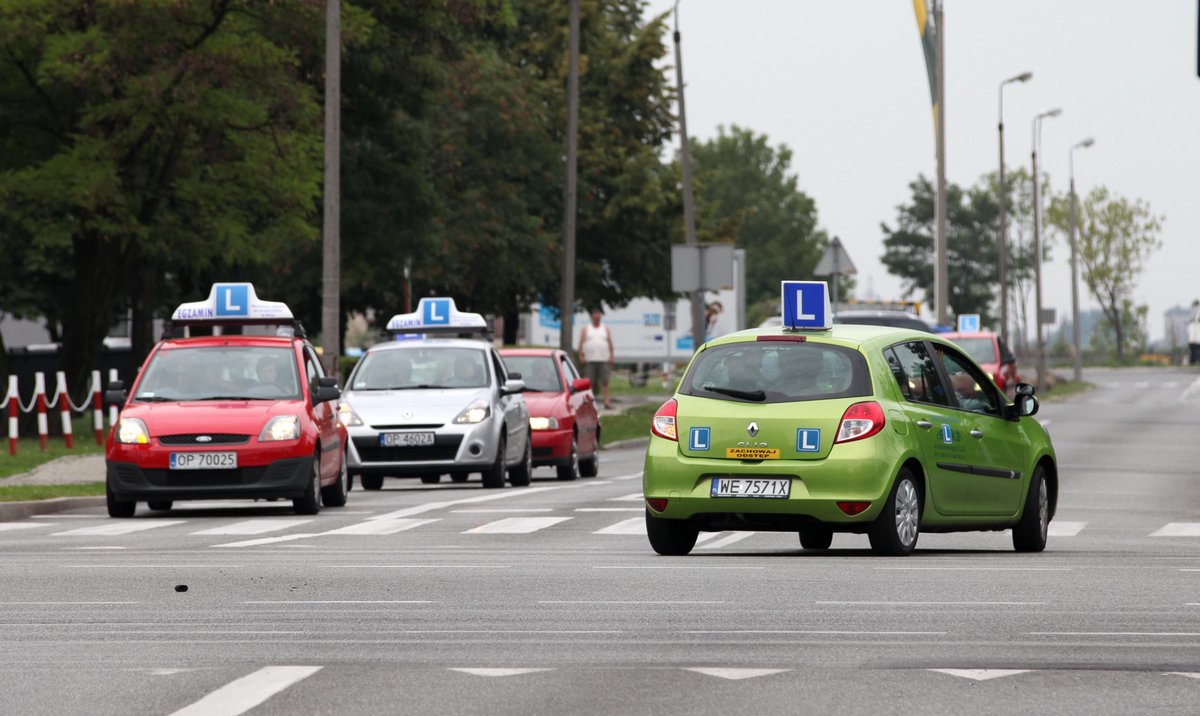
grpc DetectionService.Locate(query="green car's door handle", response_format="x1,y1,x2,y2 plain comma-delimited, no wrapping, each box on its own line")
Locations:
915,420,933,429
970,429,984,438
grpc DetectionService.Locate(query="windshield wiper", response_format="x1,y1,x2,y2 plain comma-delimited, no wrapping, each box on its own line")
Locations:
391,384,453,390
701,384,766,401
134,395,176,402
192,396,263,401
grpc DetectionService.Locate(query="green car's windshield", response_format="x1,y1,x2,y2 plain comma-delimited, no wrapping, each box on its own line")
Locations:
680,341,871,404
951,337,996,365
134,346,301,401
351,346,490,390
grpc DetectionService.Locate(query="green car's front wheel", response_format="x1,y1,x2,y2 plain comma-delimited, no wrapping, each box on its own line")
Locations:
868,468,921,556
1012,465,1049,553
646,509,699,556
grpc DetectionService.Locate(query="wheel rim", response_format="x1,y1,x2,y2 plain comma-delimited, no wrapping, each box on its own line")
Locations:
340,456,348,493
895,479,919,547
1037,476,1048,541
313,461,322,506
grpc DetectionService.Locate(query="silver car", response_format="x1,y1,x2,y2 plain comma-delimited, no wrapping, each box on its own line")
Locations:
339,339,531,489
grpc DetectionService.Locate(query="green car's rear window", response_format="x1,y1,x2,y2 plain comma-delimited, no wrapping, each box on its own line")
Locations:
679,341,872,404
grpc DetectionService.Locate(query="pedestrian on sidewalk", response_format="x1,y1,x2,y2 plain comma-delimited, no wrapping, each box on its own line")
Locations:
578,308,615,409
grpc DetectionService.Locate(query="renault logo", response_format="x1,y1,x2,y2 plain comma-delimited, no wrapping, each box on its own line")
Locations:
402,411,414,420
746,422,759,437
196,435,213,443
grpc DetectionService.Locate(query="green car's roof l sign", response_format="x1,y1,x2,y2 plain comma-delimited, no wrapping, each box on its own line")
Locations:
780,280,832,331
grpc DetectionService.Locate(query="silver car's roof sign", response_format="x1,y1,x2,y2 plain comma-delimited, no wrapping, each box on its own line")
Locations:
386,298,489,336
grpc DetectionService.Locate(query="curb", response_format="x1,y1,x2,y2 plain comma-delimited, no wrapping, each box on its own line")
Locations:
0,496,106,522
601,437,650,451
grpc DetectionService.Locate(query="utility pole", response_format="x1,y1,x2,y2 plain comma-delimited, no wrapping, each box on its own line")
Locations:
1031,108,1061,390
674,0,704,351
559,0,581,354
933,0,948,326
998,71,1032,345
1069,138,1095,383
321,0,341,378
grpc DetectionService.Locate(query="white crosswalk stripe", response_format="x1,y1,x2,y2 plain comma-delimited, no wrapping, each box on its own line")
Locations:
0,522,56,532
695,532,756,550
1048,521,1086,537
190,519,313,536
593,517,643,535
52,520,186,537
1150,523,1200,537
465,517,572,534
324,519,439,535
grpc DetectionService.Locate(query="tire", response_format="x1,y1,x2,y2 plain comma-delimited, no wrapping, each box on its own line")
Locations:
578,430,599,478
360,474,384,491
645,509,699,556
508,435,532,487
482,436,507,489
868,468,920,556
1012,464,1049,552
146,500,173,512
320,452,349,507
106,479,136,518
556,435,578,481
292,456,322,515
798,528,833,551
420,474,442,485
450,472,470,483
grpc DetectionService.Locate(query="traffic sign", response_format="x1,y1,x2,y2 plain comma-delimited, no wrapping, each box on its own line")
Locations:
957,313,980,332
780,280,832,330
813,237,857,277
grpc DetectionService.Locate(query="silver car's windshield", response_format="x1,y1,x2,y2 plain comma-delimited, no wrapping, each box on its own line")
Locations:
134,346,301,401
352,346,490,390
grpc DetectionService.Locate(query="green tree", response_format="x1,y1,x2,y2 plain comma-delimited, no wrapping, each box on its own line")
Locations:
0,0,328,392
880,175,1002,325
690,125,827,308
1047,186,1162,361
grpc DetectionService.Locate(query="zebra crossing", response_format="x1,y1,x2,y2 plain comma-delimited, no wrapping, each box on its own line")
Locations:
4,513,1200,548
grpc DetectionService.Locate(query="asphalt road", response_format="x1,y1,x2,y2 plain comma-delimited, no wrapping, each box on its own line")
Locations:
1,367,1198,715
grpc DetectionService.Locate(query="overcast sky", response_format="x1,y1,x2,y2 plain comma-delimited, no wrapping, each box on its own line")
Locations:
644,0,1200,341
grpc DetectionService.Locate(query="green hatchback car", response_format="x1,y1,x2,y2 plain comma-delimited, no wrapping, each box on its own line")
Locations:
643,323,1056,557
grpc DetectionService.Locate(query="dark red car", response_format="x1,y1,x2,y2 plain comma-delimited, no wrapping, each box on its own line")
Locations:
943,330,1022,397
500,348,600,480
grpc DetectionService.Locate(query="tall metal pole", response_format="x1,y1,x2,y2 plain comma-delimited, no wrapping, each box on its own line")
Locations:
321,0,341,378
998,71,1032,345
1031,108,1061,390
933,0,948,325
1069,137,1094,383
559,0,581,354
674,1,704,351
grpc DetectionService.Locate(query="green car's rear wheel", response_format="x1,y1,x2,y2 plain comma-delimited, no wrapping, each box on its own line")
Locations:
645,509,699,556
868,468,920,556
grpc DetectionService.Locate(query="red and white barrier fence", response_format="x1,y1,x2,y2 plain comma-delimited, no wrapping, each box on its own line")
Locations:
0,370,108,455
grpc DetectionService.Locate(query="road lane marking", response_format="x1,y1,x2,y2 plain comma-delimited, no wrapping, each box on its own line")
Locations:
52,520,186,536
685,668,790,680
318,565,510,569
0,601,138,605
1047,521,1086,537
245,600,433,605
1032,632,1200,636
465,517,572,534
1150,523,1200,537
539,600,724,605
609,493,645,502
190,519,313,536
451,508,554,513
816,601,1046,606
212,534,320,548
64,546,127,550
65,564,246,568
684,630,945,635
322,519,438,535
929,669,1031,681
575,508,642,512
0,523,56,532
1181,376,1200,403
875,567,1071,572
611,471,643,481
168,665,321,716
451,668,553,677
593,518,643,535
368,486,564,521
594,565,764,570
695,532,756,550
1165,672,1200,679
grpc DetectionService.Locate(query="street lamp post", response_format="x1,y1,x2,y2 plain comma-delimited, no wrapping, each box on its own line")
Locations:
1031,107,1061,390
673,0,704,351
1068,137,1095,382
997,71,1032,346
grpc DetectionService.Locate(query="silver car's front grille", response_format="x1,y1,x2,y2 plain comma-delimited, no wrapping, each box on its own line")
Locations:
370,423,443,430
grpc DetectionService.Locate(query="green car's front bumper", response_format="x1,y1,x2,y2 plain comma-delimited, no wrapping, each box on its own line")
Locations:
642,431,909,531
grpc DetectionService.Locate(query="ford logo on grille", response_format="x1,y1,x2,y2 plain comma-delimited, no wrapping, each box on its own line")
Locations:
195,435,213,443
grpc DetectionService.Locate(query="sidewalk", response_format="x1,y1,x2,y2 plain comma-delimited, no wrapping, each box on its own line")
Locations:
2,454,105,487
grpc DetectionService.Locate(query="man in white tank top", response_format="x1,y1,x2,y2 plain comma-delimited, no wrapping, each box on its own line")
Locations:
578,308,614,409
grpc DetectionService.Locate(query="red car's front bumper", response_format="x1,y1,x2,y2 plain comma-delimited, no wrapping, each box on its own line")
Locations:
531,427,574,466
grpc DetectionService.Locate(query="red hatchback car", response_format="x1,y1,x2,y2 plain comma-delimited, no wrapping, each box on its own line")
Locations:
943,330,1022,397
500,348,600,480
104,284,348,517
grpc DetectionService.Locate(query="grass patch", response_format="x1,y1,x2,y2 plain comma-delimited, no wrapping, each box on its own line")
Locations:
608,370,678,397
0,416,105,479
600,403,659,446
0,482,105,502
1041,380,1093,402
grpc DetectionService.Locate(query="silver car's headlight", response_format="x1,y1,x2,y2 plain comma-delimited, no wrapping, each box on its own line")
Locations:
529,416,559,430
115,418,150,445
338,402,364,427
454,400,490,425
259,415,300,442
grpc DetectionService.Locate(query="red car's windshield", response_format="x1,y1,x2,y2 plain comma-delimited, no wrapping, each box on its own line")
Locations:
135,345,301,401
501,356,562,393
951,337,997,365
